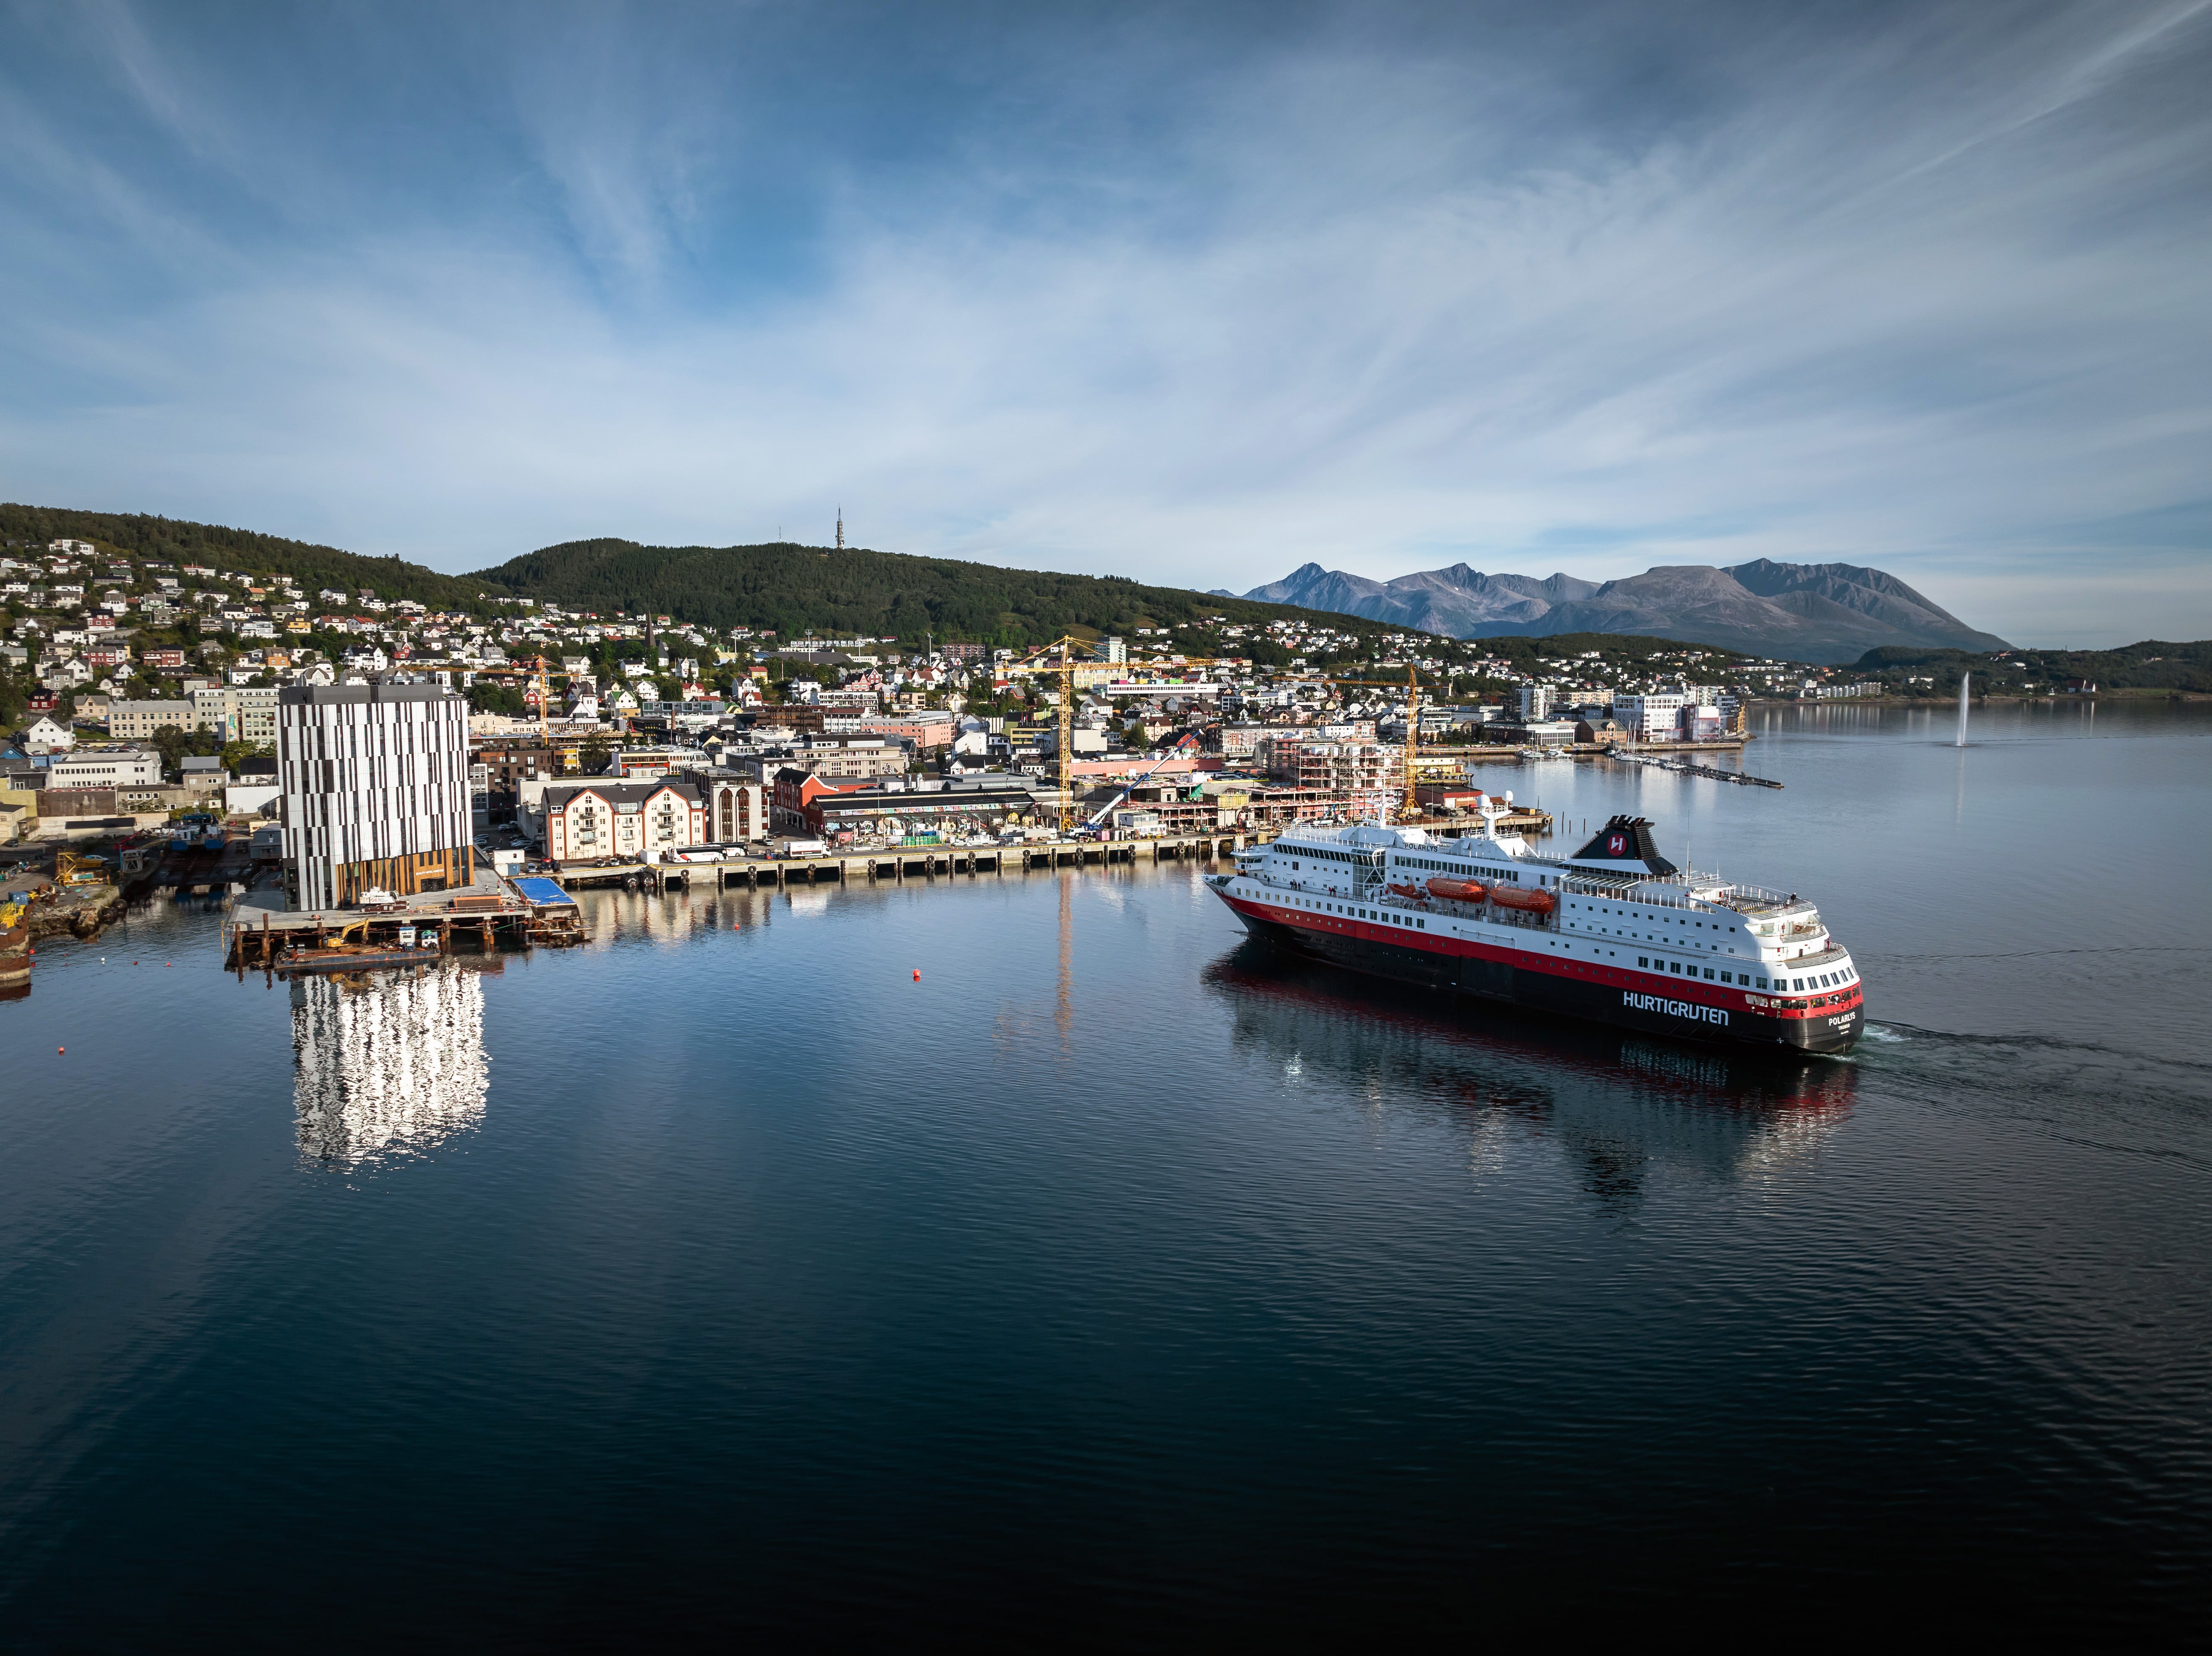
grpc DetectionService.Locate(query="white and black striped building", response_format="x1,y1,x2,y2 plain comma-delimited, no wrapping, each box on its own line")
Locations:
278,680,473,910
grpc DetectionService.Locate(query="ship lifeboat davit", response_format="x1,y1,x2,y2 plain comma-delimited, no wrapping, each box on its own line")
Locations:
1426,877,1487,904
1488,884,1557,914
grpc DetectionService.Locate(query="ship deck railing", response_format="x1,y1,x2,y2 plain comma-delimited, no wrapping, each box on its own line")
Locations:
1550,870,1792,914
1770,943,1852,973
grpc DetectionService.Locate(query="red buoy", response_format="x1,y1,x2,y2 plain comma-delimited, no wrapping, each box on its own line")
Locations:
912,969,921,981
57,1047,64,1055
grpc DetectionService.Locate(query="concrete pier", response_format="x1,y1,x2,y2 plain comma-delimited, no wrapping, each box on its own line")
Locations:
621,831,1258,893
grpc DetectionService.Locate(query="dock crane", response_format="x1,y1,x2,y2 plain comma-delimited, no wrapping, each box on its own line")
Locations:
1003,637,1240,832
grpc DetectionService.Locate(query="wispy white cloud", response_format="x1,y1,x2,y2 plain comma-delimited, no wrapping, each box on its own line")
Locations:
0,0,2206,646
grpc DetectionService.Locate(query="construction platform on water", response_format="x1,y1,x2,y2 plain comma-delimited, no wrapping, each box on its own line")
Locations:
222,879,586,972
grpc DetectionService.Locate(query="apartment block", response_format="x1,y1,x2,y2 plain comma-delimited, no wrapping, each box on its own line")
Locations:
542,781,706,861
278,681,473,909
191,685,279,746
107,699,198,742
1613,693,1691,740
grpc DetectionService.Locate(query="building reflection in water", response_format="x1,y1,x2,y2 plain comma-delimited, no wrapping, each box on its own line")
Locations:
291,966,490,1166
1203,941,1855,1205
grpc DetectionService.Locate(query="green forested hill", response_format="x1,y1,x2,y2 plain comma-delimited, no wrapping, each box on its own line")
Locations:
0,503,501,613
1855,640,2212,693
467,537,1351,646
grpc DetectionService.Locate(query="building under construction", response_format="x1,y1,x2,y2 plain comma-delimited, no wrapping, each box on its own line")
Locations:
1254,737,1403,821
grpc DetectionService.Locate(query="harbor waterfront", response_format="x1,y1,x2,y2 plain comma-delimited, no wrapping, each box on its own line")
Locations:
2,700,2208,1643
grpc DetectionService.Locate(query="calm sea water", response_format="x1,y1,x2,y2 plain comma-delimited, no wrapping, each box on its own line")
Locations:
3,703,2207,1646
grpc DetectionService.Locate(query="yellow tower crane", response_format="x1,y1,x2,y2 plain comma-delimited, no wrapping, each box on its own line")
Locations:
1004,637,1242,832
1318,663,1439,822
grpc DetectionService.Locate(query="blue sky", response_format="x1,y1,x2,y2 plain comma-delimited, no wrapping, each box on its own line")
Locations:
2,0,2207,645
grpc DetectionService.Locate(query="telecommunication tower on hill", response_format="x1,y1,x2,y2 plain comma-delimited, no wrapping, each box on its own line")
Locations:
835,506,844,550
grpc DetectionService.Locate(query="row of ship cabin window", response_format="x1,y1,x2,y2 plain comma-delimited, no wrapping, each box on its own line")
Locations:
1292,897,1427,929
1398,855,1519,883
1638,957,1859,994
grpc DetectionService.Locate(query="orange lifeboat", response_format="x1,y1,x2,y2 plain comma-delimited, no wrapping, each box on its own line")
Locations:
1488,884,1557,914
1426,877,1487,904
1386,881,1427,901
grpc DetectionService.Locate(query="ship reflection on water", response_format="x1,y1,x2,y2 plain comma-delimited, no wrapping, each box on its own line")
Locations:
1203,940,1855,1203
290,966,491,1166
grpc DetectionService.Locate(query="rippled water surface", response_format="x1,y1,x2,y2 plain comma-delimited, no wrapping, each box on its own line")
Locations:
3,702,2207,1645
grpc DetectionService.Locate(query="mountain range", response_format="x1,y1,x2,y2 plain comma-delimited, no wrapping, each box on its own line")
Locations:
1227,559,2009,665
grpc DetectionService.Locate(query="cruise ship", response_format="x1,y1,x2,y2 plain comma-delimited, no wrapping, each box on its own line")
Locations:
1205,800,1863,1054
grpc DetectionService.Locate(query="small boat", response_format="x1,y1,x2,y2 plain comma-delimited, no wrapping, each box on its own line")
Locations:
1425,877,1487,904
1488,884,1556,914
278,948,434,975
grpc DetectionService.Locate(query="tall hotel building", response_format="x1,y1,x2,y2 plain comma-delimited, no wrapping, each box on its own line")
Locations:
278,680,473,909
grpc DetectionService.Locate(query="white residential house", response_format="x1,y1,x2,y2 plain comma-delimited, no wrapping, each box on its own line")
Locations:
18,716,77,752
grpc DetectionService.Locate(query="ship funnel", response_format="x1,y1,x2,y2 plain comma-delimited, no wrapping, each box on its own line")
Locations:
1565,814,1678,877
